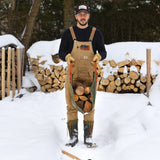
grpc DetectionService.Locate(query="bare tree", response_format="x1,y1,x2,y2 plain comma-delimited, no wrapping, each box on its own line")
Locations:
21,0,42,73
64,0,74,29
8,0,16,34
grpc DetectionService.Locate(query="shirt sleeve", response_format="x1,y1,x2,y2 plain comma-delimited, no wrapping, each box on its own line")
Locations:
58,29,70,61
94,29,107,61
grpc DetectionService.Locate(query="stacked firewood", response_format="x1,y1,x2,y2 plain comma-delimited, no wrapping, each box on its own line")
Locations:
74,85,92,113
29,55,66,92
29,54,158,94
97,59,157,93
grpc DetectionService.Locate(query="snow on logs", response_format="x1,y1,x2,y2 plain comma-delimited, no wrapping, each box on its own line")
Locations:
29,54,65,92
97,59,158,93
29,55,158,94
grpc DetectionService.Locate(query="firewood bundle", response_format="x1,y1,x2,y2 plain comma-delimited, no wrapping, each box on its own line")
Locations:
97,59,158,93
29,55,66,92
74,85,92,113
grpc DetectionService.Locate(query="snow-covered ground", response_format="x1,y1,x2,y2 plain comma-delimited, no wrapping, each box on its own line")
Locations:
0,36,160,159
0,71,160,160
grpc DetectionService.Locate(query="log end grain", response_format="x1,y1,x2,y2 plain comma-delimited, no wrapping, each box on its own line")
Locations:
83,101,92,113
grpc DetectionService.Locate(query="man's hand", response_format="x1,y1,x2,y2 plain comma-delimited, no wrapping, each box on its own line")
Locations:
65,53,75,65
93,53,101,63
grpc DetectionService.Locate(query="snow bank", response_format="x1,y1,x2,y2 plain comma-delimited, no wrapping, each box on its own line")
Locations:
0,34,24,48
27,39,61,58
105,42,160,62
27,40,160,63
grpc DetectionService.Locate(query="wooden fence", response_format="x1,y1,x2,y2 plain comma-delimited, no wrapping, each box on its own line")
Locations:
0,47,25,100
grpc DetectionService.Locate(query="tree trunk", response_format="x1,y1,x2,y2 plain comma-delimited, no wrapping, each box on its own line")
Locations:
64,0,74,29
21,0,42,74
8,0,16,34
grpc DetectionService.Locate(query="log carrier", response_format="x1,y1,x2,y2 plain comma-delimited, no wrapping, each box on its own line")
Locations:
70,62,97,114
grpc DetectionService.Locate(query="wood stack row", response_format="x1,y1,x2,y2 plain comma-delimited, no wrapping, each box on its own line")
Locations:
29,55,66,92
97,59,157,93
29,54,158,94
0,47,24,100
74,85,92,113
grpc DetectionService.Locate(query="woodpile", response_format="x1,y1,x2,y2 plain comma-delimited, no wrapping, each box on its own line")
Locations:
0,47,24,100
29,54,66,92
97,58,157,93
29,53,158,94
74,85,92,113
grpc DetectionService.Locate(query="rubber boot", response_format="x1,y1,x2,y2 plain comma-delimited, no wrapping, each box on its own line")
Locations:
66,119,78,147
84,121,96,147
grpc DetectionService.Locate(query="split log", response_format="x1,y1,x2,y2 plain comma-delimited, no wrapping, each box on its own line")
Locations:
137,60,145,66
83,101,92,113
117,60,130,68
79,95,88,101
140,76,147,83
135,82,141,88
116,86,122,92
123,73,128,78
140,84,146,91
45,69,51,76
101,78,109,86
113,72,119,78
98,84,105,91
54,69,60,78
129,71,139,80
130,79,135,84
46,77,52,84
84,86,90,95
106,81,116,92
130,84,134,90
108,75,115,81
75,86,84,96
124,77,131,84
129,59,137,66
59,82,64,89
118,67,124,73
74,94,79,102
102,60,109,66
59,75,65,82
109,60,117,67
122,84,127,90
76,101,84,109
133,87,138,92
115,79,121,86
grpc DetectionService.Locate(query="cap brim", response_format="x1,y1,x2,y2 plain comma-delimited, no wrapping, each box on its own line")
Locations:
76,9,89,14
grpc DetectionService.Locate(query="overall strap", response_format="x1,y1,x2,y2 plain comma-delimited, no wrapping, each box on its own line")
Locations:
89,27,96,41
69,27,76,40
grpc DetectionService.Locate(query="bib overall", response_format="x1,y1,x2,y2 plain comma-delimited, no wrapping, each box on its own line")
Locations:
65,27,97,123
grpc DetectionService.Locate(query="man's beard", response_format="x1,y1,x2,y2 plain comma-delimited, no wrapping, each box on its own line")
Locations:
77,19,88,26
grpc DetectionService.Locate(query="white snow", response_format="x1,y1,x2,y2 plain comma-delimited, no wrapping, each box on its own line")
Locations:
27,40,160,75
0,34,24,48
1,38,160,159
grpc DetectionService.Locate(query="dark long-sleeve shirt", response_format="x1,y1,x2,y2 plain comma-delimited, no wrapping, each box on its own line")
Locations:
58,25,107,61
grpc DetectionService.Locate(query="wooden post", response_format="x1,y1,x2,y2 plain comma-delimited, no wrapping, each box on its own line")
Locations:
1,48,5,100
21,47,25,77
16,48,21,93
7,48,11,96
12,48,16,98
146,49,151,97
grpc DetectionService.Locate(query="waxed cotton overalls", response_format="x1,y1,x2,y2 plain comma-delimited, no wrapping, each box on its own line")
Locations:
65,27,97,122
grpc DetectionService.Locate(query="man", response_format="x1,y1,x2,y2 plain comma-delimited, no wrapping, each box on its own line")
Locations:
58,4,106,147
